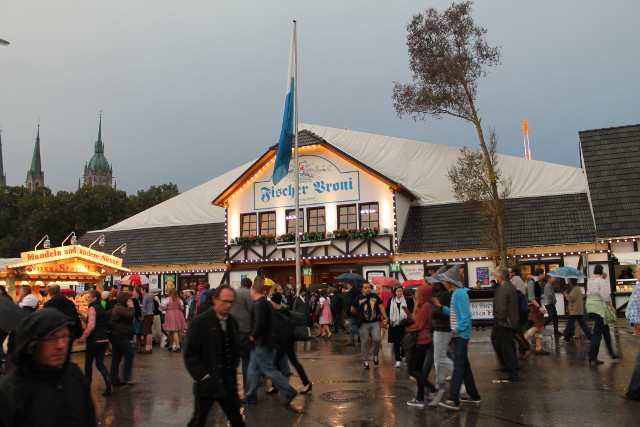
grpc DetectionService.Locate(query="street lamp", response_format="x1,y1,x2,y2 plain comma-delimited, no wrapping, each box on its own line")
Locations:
61,231,77,246
111,243,127,255
34,235,50,250
89,234,105,249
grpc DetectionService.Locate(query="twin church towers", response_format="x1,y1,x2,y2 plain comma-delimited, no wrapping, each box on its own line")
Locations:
0,114,114,190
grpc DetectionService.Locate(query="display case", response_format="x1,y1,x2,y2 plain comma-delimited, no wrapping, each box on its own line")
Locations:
616,278,637,294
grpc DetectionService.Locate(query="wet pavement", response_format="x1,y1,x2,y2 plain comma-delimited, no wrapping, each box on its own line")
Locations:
75,321,640,427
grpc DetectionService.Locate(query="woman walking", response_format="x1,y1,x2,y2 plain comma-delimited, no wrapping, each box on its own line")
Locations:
386,285,414,368
132,287,144,353
162,288,186,352
109,291,136,386
267,293,313,395
319,291,333,338
404,285,437,407
78,290,112,396
586,264,619,365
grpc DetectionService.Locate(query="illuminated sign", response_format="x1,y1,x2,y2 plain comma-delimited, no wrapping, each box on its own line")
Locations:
19,245,124,270
254,155,360,210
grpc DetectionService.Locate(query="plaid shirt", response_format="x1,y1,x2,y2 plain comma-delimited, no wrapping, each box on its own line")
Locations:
626,283,640,324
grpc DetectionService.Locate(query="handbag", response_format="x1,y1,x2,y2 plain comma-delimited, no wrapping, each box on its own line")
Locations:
401,330,417,352
604,305,616,323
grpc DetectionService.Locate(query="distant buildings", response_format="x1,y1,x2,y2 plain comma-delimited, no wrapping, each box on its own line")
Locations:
0,114,114,190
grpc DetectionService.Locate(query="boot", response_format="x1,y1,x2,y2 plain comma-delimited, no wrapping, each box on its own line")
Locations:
103,376,112,397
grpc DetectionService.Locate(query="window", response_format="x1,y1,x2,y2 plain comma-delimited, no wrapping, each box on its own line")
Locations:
359,202,379,229
240,213,257,236
285,209,304,234
259,212,276,236
307,207,326,233
338,204,357,230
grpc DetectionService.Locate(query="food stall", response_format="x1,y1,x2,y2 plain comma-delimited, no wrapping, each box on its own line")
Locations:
3,244,129,307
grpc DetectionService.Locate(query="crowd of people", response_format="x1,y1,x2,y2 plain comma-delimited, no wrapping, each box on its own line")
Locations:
1,261,640,426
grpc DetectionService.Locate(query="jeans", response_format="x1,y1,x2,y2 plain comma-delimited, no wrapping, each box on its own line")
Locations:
544,304,560,332
85,341,110,386
110,334,134,384
422,341,434,377
449,337,480,404
358,322,381,361
245,346,297,400
588,313,616,359
409,344,436,401
433,331,454,389
347,317,360,344
564,315,592,341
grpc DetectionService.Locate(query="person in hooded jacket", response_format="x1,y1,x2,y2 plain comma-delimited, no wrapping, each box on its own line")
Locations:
0,308,96,427
78,290,112,396
403,285,437,407
109,291,136,386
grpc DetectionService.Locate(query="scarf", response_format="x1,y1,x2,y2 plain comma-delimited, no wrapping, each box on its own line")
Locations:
388,296,408,326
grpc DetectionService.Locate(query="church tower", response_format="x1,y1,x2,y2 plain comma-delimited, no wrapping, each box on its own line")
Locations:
0,129,6,186
83,113,113,187
25,125,45,191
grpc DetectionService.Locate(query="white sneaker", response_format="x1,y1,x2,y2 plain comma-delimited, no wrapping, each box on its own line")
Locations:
395,361,401,368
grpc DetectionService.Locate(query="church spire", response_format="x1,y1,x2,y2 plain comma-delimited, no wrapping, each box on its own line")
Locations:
30,125,42,174
26,124,45,191
94,112,104,155
0,128,6,186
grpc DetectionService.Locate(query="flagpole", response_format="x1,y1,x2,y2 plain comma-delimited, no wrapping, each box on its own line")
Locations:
292,20,301,291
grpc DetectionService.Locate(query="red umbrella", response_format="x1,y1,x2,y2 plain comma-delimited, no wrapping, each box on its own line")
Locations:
120,274,150,286
370,276,401,287
402,279,424,288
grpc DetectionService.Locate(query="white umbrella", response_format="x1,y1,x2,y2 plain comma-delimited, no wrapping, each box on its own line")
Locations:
120,274,150,286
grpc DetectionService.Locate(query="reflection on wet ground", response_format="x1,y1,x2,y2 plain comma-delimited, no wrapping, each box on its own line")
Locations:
75,323,640,426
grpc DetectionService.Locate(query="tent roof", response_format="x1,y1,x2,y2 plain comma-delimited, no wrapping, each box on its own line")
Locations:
103,124,586,232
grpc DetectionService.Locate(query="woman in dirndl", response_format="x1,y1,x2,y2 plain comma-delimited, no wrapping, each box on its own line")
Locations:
319,291,333,338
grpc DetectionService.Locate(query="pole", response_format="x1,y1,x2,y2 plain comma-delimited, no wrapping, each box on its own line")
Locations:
293,21,301,291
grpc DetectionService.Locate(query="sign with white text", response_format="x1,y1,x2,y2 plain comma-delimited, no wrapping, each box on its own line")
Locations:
254,155,360,210
470,299,493,320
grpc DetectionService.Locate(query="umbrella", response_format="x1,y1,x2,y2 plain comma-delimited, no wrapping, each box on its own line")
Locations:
547,267,586,279
402,279,424,288
334,273,366,286
307,283,327,292
0,297,30,332
370,276,401,287
120,274,150,286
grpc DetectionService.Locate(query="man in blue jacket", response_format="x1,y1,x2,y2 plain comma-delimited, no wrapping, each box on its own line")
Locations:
435,265,481,411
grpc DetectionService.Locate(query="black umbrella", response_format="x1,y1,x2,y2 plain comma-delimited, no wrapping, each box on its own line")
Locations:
307,284,328,292
0,296,29,332
334,273,366,286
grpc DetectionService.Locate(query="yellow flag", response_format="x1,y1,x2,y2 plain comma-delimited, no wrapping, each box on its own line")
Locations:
522,120,529,136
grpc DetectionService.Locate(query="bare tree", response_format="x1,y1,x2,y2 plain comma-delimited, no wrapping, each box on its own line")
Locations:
447,129,510,261
392,1,508,264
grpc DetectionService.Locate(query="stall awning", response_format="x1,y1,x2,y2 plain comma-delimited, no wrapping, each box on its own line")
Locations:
613,251,640,265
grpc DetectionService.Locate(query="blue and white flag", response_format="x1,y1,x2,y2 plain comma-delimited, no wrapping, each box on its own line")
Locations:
271,24,297,186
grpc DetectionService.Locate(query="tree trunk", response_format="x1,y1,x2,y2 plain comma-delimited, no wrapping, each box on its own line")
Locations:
469,103,508,266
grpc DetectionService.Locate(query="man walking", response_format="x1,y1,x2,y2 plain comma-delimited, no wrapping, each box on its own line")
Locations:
437,265,481,411
508,267,533,359
428,266,453,405
140,286,155,354
243,281,298,405
543,276,562,336
184,285,244,427
351,283,388,369
526,268,549,355
492,266,520,381
229,277,253,396
43,284,83,342
563,278,592,342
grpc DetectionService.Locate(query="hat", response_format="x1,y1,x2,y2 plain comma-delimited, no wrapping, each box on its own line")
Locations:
101,291,111,300
426,266,448,284
440,265,463,287
14,308,76,367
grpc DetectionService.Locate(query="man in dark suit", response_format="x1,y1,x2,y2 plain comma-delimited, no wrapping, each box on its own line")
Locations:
184,285,244,427
43,284,83,340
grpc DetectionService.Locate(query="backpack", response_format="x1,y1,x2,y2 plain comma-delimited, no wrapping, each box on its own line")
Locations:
268,306,295,349
517,290,528,312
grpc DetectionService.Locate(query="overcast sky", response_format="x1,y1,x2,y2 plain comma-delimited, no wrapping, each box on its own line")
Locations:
1,1,638,194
